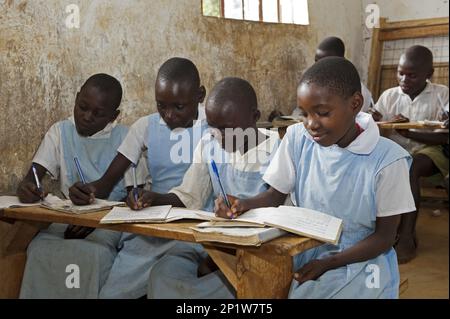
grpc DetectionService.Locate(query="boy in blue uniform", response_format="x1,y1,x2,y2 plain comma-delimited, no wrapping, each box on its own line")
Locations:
69,58,210,298
17,74,135,298
138,77,281,298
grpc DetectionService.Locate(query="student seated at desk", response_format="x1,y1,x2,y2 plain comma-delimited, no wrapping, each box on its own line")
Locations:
214,57,415,299
69,58,210,299
16,74,146,298
291,36,373,117
371,45,449,263
132,77,281,299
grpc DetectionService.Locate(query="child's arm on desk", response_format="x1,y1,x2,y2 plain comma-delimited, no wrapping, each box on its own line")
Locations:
69,153,132,205
126,190,185,210
17,163,48,203
293,215,400,284
214,187,287,219
396,130,448,145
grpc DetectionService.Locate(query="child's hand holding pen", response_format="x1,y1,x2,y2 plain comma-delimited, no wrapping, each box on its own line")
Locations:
69,157,95,205
214,195,248,219
17,163,48,203
126,189,156,210
69,182,96,205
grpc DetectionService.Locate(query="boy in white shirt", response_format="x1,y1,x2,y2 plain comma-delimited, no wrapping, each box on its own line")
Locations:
373,45,449,263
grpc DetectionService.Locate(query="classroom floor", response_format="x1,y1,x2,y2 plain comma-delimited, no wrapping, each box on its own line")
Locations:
399,201,449,299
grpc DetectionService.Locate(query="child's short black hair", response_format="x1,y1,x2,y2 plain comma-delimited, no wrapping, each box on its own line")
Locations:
299,57,361,99
157,57,200,88
317,36,345,57
403,45,434,70
81,73,123,109
208,77,257,111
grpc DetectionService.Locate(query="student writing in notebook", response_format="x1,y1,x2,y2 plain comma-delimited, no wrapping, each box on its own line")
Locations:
69,58,210,298
372,46,449,263
136,77,281,298
216,58,416,299
17,74,142,298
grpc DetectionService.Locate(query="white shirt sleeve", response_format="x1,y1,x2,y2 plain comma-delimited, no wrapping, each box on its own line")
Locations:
375,158,416,217
374,90,392,120
117,117,148,165
123,153,149,187
169,141,213,209
32,122,61,179
361,83,373,113
263,133,296,194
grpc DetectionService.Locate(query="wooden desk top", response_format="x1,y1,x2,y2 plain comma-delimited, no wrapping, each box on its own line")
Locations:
377,121,448,130
272,118,301,128
1,207,320,257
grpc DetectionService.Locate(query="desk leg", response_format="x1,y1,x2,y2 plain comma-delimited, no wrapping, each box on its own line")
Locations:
0,220,49,298
236,248,293,299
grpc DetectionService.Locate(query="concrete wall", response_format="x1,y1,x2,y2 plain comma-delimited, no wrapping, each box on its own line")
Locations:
361,0,449,82
0,0,365,193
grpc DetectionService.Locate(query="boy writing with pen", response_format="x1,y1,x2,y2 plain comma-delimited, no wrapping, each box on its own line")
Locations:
16,74,146,298
130,77,282,298
68,58,211,299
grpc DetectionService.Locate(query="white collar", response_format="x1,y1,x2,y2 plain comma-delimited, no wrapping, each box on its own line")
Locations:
305,112,379,155
68,116,116,139
397,81,433,99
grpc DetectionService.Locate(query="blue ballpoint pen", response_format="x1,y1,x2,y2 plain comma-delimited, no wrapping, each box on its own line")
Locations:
74,157,86,184
132,163,139,203
211,160,231,208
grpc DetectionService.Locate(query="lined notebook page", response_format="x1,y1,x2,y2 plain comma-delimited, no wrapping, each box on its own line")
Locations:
100,205,172,224
265,206,343,244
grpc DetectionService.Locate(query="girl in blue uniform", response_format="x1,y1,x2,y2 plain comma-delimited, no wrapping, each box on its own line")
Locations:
216,57,416,299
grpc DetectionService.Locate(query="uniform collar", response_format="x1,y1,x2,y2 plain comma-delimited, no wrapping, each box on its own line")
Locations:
304,112,379,155
397,81,433,100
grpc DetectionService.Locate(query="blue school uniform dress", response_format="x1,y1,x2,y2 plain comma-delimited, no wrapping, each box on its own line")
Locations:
20,119,128,299
99,112,210,299
263,112,414,299
147,129,281,299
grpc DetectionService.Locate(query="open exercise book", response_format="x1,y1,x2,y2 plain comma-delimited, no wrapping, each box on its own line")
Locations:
100,206,216,224
195,206,343,245
0,194,124,214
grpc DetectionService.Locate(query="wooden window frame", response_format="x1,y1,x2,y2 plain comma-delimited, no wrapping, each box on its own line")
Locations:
204,0,299,24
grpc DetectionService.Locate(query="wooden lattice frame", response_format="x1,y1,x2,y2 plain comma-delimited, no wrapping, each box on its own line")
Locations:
368,17,450,100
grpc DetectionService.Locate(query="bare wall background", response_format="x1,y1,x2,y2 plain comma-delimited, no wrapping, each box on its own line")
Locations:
0,0,364,193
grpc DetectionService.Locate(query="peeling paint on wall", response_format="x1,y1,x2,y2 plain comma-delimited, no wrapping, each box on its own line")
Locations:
0,0,363,193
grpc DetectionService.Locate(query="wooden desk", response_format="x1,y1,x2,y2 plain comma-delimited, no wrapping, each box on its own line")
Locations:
0,207,320,299
377,121,448,130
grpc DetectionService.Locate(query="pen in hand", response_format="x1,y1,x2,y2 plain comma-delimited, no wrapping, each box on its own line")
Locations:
31,163,44,200
132,163,139,204
211,160,231,208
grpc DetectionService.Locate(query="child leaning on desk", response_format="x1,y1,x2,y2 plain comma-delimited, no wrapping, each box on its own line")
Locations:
69,58,211,299
371,45,449,263
16,74,145,298
137,77,281,299
215,57,416,299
